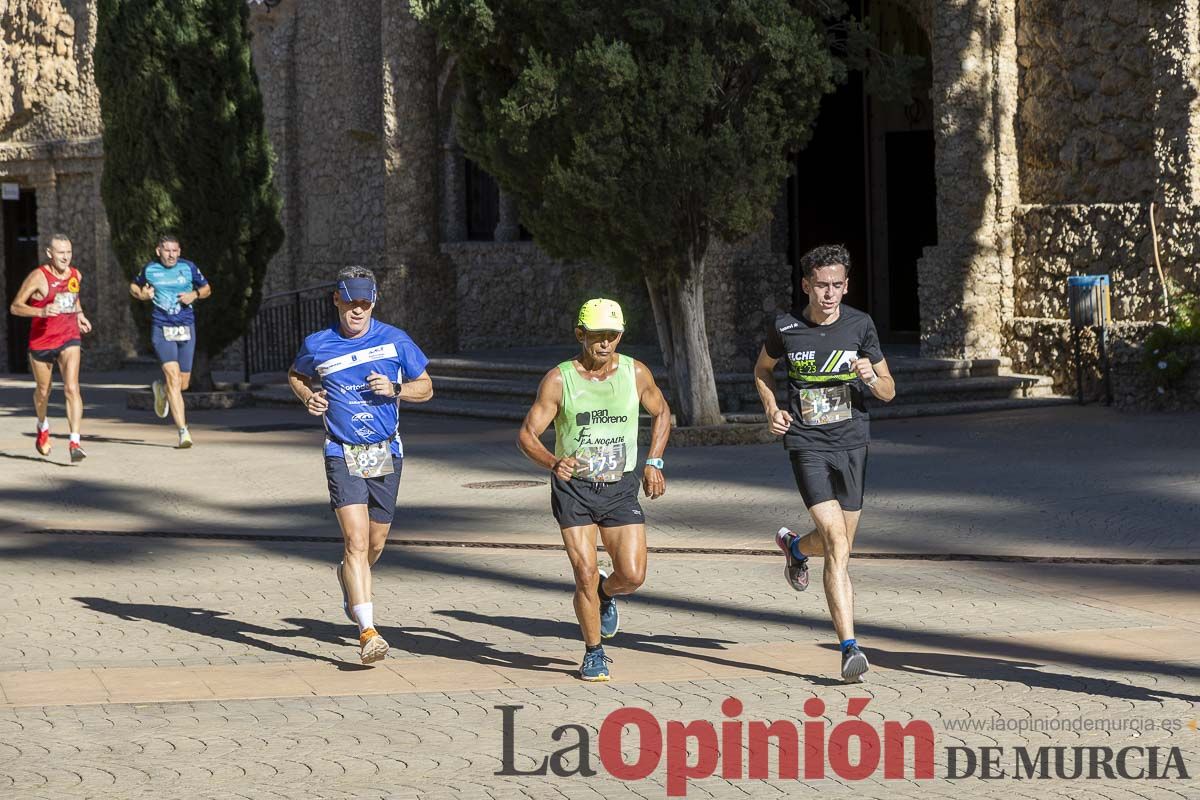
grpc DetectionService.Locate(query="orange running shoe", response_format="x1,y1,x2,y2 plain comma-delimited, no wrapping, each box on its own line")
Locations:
359,628,389,665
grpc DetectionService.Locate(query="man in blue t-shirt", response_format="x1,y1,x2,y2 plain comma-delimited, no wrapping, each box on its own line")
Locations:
288,266,433,665
129,233,212,448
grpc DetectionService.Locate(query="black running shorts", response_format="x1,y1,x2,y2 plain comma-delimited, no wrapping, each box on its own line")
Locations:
551,471,645,529
788,446,868,511
324,454,403,523
29,339,81,363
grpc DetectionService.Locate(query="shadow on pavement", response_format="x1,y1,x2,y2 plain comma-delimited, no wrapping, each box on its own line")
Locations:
865,648,1200,704
435,609,833,684
74,597,371,672
282,618,579,678
0,451,76,467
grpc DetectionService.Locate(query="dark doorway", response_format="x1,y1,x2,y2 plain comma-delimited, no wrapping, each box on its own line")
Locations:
885,130,936,333
464,157,499,241
4,188,39,373
789,70,869,314
788,0,935,342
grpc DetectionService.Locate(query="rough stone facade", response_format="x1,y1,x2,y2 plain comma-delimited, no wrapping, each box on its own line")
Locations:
3,0,1200,408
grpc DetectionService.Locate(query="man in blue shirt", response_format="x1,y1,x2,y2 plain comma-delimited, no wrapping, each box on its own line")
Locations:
129,234,212,448
288,266,434,665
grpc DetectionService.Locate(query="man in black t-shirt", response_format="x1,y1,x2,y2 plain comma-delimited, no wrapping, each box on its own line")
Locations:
753,244,896,683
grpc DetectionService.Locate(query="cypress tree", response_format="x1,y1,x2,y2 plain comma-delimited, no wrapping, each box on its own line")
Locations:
415,0,914,425
95,0,283,385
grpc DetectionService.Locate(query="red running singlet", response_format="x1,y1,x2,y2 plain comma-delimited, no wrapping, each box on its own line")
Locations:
27,264,82,351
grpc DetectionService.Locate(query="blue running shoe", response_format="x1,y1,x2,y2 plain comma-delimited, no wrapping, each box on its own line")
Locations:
580,647,612,682
775,527,810,592
841,644,870,683
598,568,619,639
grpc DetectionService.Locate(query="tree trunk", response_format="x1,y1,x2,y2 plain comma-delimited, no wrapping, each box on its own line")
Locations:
189,348,216,392
662,252,723,427
645,276,672,370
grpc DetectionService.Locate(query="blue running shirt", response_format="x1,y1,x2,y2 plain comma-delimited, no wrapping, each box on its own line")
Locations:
134,259,209,325
292,319,430,457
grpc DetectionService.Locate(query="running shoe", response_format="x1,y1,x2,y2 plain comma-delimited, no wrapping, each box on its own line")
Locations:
336,561,355,622
35,427,51,456
775,527,810,591
152,379,169,418
580,647,612,682
598,568,619,639
178,428,193,449
359,628,389,665
841,644,870,683
69,442,87,463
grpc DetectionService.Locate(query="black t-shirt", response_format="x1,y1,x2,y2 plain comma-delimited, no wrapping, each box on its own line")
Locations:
764,304,885,451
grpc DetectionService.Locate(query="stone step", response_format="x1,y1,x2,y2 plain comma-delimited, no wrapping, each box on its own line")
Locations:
726,394,1078,422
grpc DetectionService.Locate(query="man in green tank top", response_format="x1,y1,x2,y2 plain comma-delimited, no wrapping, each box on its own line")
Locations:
518,298,672,682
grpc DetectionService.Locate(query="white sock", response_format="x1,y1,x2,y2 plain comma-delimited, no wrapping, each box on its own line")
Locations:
69,433,80,444
179,427,188,434
37,419,49,432
352,602,374,633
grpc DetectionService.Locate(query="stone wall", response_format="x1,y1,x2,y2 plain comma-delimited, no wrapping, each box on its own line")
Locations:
1,0,97,141
1016,0,1154,204
448,240,789,372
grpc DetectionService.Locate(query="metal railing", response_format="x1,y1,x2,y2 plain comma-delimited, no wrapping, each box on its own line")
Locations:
242,283,337,381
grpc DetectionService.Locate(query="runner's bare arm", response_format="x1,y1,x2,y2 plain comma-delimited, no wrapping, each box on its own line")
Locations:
634,359,670,499
397,369,432,403
8,270,51,318
128,280,153,301
288,368,328,415
518,368,573,477
754,345,792,435
854,356,896,402
76,295,93,334
180,283,212,305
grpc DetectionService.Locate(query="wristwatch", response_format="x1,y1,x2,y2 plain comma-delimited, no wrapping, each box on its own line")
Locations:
645,458,665,469
392,381,403,396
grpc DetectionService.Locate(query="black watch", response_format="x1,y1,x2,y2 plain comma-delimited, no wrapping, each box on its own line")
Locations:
392,381,403,396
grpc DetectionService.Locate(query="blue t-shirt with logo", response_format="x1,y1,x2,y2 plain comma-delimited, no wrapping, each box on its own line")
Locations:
134,259,209,326
292,319,430,457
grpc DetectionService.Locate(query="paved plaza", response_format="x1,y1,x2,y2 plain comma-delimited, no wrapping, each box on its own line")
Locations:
0,370,1197,798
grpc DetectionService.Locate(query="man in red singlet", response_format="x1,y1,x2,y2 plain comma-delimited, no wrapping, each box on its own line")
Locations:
8,233,94,462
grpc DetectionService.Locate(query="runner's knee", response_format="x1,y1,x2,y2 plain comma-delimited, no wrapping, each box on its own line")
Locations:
573,562,599,589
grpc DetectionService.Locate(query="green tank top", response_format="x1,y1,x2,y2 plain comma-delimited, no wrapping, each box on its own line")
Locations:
554,355,640,480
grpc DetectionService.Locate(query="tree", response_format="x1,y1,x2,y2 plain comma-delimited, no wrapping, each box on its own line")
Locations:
416,0,860,425
95,0,283,388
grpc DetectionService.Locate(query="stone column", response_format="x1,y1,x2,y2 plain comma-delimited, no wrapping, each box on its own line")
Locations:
494,190,520,242
1149,0,1200,207
379,3,456,351
441,141,467,242
916,0,1019,359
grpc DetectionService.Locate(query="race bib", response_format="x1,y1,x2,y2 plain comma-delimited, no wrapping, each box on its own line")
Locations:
55,292,78,312
162,325,191,342
798,384,852,426
342,441,395,479
572,442,627,483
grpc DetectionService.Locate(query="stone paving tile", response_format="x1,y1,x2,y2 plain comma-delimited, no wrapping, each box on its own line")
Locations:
1,536,1198,798
0,537,1192,672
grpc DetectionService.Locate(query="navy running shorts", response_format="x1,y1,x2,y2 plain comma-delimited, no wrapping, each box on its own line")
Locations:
324,454,403,523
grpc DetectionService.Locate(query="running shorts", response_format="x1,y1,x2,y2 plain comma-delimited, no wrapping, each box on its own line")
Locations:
788,446,868,511
151,324,198,372
324,454,403,523
551,470,645,529
29,339,81,363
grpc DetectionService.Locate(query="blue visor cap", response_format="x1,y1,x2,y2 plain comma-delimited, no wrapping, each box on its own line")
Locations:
337,278,377,303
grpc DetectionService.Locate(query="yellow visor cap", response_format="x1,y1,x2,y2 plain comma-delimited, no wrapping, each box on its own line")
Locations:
577,298,625,332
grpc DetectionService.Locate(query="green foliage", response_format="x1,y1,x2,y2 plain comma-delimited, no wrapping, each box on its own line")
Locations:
415,0,909,282
1141,292,1200,390
95,0,284,359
